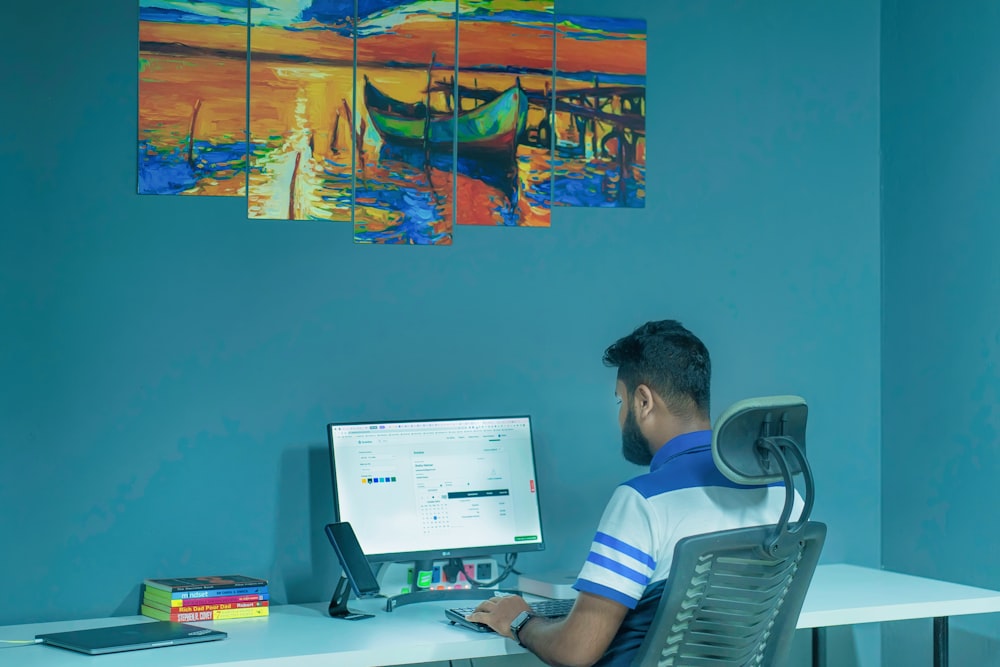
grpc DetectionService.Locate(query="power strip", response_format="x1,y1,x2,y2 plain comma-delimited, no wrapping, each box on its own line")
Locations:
377,558,499,594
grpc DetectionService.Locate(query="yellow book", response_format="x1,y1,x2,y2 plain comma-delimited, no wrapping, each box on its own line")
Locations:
142,596,268,613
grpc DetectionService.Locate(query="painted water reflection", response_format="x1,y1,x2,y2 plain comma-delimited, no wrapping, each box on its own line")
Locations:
247,61,353,221
138,53,249,196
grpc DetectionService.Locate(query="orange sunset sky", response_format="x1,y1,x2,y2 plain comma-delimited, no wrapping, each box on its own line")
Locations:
140,11,645,77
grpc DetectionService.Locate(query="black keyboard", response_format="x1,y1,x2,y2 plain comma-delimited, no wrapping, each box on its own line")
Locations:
525,598,577,617
445,598,576,633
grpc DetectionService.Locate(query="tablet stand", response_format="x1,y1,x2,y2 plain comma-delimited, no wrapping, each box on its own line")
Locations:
328,575,374,620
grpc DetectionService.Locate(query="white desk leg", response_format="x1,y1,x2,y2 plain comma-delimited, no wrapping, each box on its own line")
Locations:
811,627,826,667
933,617,948,667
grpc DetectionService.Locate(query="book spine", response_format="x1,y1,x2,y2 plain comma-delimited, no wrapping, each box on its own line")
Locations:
143,577,268,593
144,585,269,600
167,594,269,608
143,599,269,613
141,605,270,622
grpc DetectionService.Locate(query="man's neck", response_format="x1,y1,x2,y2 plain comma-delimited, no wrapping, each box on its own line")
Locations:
650,417,711,456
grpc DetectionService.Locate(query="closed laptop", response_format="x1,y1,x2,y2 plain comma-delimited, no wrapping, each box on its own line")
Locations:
36,620,226,655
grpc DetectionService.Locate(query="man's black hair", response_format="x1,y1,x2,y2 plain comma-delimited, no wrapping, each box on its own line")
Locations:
603,320,711,420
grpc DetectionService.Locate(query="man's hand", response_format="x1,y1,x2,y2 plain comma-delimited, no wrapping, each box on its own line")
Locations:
467,592,628,667
466,595,531,638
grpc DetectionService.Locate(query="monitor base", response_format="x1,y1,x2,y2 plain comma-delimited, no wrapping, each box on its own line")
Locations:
385,587,519,612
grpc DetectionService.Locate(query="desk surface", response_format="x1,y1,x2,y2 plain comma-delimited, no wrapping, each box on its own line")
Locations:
798,564,1000,628
3,565,1000,667
0,599,516,667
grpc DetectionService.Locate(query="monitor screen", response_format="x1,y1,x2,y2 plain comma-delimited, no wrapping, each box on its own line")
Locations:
327,416,545,563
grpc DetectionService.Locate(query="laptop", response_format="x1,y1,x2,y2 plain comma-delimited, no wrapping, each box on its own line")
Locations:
36,621,227,655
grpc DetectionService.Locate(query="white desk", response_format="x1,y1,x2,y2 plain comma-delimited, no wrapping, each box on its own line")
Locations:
3,565,1000,667
799,564,1000,667
801,564,1000,628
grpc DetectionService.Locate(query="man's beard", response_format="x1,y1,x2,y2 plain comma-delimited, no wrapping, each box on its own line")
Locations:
621,406,653,466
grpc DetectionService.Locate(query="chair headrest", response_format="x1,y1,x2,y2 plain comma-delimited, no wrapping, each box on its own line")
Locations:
712,395,808,485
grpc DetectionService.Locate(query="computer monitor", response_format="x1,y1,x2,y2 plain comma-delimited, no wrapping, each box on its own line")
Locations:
327,416,545,564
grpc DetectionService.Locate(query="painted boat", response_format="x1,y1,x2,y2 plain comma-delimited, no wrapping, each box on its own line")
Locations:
363,76,528,158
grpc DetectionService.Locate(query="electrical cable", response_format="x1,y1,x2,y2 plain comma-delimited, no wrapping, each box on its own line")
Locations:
0,639,43,648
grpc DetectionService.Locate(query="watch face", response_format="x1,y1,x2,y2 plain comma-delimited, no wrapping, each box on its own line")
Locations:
511,611,532,644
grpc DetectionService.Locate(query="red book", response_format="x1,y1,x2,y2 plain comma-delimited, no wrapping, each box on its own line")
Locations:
174,594,267,607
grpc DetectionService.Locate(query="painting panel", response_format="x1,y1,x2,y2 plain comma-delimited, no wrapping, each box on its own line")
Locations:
138,0,249,196
455,1,554,227
352,0,457,245
247,1,355,221
553,15,646,208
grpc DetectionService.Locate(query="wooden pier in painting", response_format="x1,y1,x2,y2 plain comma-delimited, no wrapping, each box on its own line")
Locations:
430,76,644,157
537,83,645,173
549,84,644,206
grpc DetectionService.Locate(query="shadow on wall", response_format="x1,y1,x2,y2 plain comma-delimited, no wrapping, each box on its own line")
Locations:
271,444,340,605
787,625,865,667
884,617,1000,666
112,585,143,617
948,624,1000,665
106,444,340,617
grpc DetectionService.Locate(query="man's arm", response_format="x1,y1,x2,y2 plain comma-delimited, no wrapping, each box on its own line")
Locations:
466,592,629,667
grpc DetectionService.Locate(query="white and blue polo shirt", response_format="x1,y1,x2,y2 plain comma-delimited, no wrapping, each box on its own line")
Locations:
574,430,798,667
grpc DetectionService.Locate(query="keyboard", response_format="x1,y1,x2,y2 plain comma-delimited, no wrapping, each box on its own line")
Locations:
445,598,576,633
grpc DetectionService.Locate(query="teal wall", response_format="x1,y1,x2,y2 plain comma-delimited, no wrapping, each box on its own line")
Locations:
1,0,880,643
882,0,1000,663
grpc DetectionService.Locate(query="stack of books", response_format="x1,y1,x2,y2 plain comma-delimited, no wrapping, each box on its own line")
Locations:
140,575,269,622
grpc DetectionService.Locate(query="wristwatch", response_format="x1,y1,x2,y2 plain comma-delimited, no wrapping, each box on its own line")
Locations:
509,610,534,646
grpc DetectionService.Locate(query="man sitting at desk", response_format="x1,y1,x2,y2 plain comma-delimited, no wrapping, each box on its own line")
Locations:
467,319,794,667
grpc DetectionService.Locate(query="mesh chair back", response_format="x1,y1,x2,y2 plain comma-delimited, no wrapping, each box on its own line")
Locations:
632,522,826,667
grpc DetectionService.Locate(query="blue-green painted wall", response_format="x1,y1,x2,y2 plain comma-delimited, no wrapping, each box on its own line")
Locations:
882,0,1000,663
1,2,880,651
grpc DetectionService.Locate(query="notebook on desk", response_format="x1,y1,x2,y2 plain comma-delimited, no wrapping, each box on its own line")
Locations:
36,620,227,655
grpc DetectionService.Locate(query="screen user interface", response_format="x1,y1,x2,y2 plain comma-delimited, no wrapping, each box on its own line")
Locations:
329,416,543,561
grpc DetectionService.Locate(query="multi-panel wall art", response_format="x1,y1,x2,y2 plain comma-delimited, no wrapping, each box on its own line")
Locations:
137,1,647,244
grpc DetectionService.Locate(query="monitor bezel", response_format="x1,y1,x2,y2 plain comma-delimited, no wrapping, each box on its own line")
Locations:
327,415,546,564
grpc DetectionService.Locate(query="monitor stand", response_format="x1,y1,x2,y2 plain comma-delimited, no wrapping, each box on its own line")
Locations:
385,586,520,612
383,559,517,612
328,575,375,620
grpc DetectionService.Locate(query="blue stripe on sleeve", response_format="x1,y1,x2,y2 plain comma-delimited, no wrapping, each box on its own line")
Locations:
573,578,640,609
586,552,650,586
593,532,656,569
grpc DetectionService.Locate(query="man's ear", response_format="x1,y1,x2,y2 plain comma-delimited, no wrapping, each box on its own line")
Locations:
632,384,655,420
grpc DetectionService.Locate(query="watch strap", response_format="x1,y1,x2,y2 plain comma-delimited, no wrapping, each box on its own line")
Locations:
510,610,534,646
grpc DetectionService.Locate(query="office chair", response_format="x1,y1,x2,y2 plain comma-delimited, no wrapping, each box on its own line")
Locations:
631,396,826,667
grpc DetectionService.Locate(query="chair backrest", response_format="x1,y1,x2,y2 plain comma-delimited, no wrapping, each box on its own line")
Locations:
631,396,826,667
